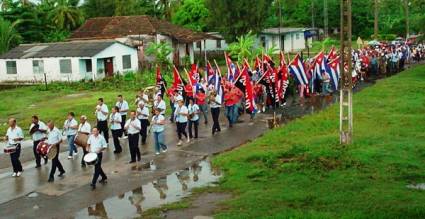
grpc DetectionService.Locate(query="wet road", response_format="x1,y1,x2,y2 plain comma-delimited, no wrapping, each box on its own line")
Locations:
0,112,269,219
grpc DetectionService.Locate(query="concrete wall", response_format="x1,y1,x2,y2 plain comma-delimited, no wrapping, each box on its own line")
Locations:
193,38,228,52
257,31,312,53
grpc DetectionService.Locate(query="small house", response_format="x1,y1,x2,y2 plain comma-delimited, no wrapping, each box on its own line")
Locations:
257,27,317,53
0,40,138,82
70,15,216,67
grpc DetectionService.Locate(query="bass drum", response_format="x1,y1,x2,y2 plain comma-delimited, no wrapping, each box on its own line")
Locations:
36,141,49,157
74,133,89,148
83,152,98,165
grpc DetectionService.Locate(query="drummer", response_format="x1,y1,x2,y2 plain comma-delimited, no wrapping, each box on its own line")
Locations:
78,115,91,167
5,118,24,177
29,115,48,168
87,127,108,190
47,121,65,182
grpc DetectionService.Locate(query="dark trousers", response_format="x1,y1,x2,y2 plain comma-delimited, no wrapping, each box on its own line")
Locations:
97,120,109,143
111,129,122,152
176,122,188,140
128,134,140,162
91,152,106,185
49,145,64,178
211,107,221,132
188,119,199,138
121,115,127,136
139,119,149,144
81,148,88,165
10,144,22,173
33,140,47,166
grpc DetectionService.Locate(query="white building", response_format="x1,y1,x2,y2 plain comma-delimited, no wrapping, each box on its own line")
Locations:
257,27,317,53
70,16,216,67
193,32,228,52
0,40,138,82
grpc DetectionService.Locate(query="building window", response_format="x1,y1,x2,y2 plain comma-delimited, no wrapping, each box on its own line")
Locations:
85,59,92,72
122,55,131,69
59,59,72,74
32,60,44,74
196,41,201,48
216,40,221,48
6,61,17,74
295,33,300,40
260,36,266,48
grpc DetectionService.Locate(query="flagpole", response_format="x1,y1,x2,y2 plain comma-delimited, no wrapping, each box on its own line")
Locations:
213,59,222,76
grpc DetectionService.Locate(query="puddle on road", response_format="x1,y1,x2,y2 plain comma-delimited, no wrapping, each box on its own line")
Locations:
74,159,221,219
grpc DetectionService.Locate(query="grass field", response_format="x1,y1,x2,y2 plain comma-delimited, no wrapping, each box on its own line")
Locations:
0,87,148,135
209,64,425,218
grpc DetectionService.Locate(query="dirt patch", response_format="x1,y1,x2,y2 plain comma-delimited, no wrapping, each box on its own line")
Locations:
160,193,231,219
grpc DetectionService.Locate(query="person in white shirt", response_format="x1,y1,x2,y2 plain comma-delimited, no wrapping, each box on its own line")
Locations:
78,115,91,167
63,112,78,159
151,108,168,155
116,95,129,137
5,118,23,177
136,101,150,145
95,98,109,143
188,98,200,139
174,96,189,146
135,89,149,106
29,115,48,168
110,106,122,153
47,121,65,182
209,89,222,135
86,127,108,190
124,111,142,163
153,94,166,115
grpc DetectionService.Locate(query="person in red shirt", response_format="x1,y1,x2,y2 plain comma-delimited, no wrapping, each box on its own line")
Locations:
224,85,237,128
196,89,208,124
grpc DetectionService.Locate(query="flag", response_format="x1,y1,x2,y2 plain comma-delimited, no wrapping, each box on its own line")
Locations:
208,67,222,95
225,53,237,82
189,63,199,85
328,46,337,60
156,65,166,94
327,56,340,90
239,66,256,112
206,61,215,78
234,65,247,93
172,65,184,93
313,51,325,80
288,54,309,85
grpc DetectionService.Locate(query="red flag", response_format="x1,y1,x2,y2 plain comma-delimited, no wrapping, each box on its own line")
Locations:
156,65,163,86
189,63,199,85
206,61,215,77
172,65,183,91
254,57,262,70
241,66,256,112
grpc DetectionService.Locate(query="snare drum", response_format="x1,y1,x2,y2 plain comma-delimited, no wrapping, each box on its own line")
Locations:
83,152,98,165
37,141,58,159
3,145,17,154
74,133,89,148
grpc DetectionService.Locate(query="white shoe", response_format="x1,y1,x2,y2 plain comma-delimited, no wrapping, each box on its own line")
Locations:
12,173,17,177
186,138,190,143
16,172,22,177
162,147,168,153
177,140,182,146
67,156,73,159
155,152,160,155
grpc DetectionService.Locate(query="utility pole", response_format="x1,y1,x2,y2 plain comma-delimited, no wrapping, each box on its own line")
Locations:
324,0,329,38
340,0,353,144
374,0,379,40
404,0,410,38
278,0,282,51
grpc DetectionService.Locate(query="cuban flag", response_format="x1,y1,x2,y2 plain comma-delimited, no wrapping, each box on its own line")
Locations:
313,52,326,80
326,56,340,90
208,68,222,96
225,53,237,82
288,54,308,85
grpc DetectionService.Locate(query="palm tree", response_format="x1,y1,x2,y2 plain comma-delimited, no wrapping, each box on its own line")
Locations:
0,18,21,55
48,0,83,30
146,41,173,69
227,31,257,63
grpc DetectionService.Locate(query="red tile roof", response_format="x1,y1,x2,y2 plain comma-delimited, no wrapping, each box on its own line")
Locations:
70,16,217,43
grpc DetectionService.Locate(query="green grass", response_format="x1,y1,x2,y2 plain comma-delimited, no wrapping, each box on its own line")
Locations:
210,64,425,218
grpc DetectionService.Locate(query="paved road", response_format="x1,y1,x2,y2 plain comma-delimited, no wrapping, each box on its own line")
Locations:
0,111,270,218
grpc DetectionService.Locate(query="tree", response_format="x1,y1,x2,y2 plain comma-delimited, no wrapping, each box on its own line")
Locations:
48,0,83,30
171,0,209,32
205,0,273,42
227,31,256,63
114,0,139,16
82,0,115,18
145,41,173,69
0,18,21,54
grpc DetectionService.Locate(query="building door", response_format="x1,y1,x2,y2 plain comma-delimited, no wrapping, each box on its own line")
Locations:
104,58,114,77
